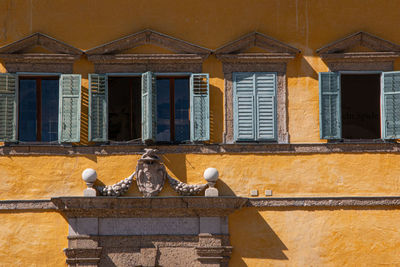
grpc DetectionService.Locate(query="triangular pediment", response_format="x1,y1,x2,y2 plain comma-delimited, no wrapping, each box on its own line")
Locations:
0,32,82,55
85,29,211,58
316,31,400,55
120,44,174,54
215,32,300,55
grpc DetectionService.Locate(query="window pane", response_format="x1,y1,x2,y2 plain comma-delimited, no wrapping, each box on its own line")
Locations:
41,79,59,142
174,78,190,142
108,77,141,141
156,79,170,141
19,80,37,141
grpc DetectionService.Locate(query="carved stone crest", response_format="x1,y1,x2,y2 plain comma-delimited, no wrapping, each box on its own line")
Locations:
136,149,167,197
96,149,209,197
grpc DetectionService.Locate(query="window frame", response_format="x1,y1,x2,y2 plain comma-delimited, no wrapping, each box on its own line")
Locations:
16,72,61,144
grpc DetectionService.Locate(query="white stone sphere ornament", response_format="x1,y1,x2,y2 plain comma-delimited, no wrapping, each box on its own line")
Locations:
204,167,219,197
82,168,97,196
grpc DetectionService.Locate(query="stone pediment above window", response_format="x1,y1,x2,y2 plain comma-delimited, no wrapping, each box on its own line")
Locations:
316,31,400,62
215,32,300,63
0,32,83,73
86,29,211,73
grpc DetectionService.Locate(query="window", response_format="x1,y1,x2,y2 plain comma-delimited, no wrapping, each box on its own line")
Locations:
319,71,400,140
0,73,81,143
88,72,209,143
233,72,277,141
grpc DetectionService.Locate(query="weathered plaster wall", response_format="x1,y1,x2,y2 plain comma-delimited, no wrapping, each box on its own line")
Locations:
1,153,400,200
229,207,400,266
0,212,68,266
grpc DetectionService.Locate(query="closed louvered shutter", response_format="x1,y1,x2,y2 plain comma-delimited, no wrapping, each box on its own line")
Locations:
319,72,341,139
88,74,108,142
0,74,17,142
190,73,209,141
141,71,156,142
382,71,400,139
234,72,277,141
58,74,81,143
255,73,276,140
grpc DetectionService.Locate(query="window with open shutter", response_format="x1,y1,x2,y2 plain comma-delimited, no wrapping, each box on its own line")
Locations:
58,74,81,143
190,73,209,142
382,71,400,139
89,74,108,142
233,72,277,142
141,71,156,142
0,74,17,142
319,72,341,140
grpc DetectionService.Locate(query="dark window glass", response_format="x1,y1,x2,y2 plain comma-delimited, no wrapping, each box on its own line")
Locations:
41,80,59,141
19,80,37,141
108,77,141,141
19,77,59,142
156,79,171,142
341,74,381,139
174,78,190,142
156,77,190,142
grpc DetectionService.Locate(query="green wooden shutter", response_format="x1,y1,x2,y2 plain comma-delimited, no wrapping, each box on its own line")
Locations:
382,71,400,139
319,72,341,139
141,71,156,142
190,73,210,141
58,74,81,143
0,74,17,142
234,73,256,141
255,73,276,140
88,74,108,142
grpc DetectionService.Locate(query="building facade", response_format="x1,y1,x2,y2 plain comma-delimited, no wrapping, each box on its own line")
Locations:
1,0,400,266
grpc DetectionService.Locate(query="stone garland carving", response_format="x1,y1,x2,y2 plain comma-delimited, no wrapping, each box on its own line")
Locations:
97,149,208,197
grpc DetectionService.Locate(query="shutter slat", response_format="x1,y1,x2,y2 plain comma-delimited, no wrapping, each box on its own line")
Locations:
382,71,400,139
141,71,156,142
0,74,17,142
88,74,108,142
319,72,341,139
59,74,81,143
190,73,210,142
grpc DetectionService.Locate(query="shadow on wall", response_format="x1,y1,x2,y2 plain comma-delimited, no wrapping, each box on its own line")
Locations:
287,55,319,80
209,83,223,143
229,207,288,266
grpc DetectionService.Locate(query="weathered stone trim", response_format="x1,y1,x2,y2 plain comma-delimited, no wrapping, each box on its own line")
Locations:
2,196,400,213
4,142,400,155
247,196,400,208
0,199,56,211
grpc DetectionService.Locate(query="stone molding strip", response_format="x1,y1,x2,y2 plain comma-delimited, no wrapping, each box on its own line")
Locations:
1,197,400,212
2,142,400,155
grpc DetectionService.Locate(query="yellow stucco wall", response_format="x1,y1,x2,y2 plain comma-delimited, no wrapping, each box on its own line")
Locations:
0,0,400,266
0,212,68,266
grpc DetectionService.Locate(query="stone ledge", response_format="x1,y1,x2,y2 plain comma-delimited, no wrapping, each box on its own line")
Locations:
247,196,400,208
1,196,400,213
2,142,400,155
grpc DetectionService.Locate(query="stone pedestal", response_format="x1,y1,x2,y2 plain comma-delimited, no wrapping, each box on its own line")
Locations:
52,197,246,267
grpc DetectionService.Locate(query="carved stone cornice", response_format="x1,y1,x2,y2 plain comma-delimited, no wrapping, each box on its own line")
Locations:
0,32,83,73
317,31,400,64
51,197,248,218
87,53,203,64
216,52,297,63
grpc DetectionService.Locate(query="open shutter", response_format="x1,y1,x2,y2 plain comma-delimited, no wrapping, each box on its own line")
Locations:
59,74,81,143
255,73,276,140
0,74,17,142
234,73,256,141
382,71,400,139
89,74,108,142
141,71,156,142
319,72,341,139
190,73,210,141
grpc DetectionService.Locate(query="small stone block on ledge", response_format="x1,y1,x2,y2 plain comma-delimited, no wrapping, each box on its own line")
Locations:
265,190,273,196
250,190,259,197
205,187,219,197
83,188,97,197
